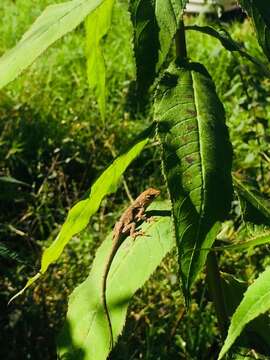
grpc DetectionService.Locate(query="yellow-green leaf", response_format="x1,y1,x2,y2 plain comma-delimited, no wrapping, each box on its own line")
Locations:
0,0,105,89
57,201,174,360
85,0,114,120
10,125,154,302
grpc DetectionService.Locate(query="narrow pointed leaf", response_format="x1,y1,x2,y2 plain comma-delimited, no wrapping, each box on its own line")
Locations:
219,267,270,359
233,175,270,224
9,125,154,302
155,60,232,302
221,272,270,356
213,231,270,252
57,201,174,360
185,25,270,77
239,0,270,61
129,0,186,99
0,176,30,187
85,0,114,120
0,0,105,89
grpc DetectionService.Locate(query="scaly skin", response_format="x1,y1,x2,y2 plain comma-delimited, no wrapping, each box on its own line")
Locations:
102,188,160,348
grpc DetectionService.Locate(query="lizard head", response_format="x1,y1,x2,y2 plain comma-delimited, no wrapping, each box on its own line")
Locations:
142,187,160,205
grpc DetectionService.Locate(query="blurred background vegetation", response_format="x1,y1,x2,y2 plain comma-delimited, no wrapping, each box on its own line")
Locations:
1,1,270,359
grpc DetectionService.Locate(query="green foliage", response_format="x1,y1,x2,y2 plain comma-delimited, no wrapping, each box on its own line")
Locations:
155,60,232,302
10,125,153,302
85,0,114,120
221,272,270,357
219,267,270,359
239,0,270,61
57,201,173,360
185,25,270,77
0,0,105,89
0,242,26,264
2,1,270,359
129,0,183,101
214,231,270,252
234,175,270,224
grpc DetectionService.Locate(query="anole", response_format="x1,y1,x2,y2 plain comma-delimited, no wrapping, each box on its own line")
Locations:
102,187,160,348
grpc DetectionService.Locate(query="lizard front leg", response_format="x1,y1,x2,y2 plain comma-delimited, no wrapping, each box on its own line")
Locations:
135,207,155,224
135,207,147,221
122,222,144,238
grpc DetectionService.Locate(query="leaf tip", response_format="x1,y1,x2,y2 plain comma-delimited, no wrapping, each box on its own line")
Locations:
8,272,41,304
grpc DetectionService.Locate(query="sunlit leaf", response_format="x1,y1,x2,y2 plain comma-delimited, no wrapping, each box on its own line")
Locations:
0,0,105,89
85,0,114,120
57,201,174,360
9,124,155,302
155,59,232,303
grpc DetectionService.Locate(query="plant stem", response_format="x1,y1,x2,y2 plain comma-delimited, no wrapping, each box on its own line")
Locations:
175,19,187,59
206,252,228,339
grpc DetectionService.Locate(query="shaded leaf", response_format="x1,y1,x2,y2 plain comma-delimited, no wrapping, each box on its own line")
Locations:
185,25,270,77
219,267,270,359
233,175,270,225
9,124,155,302
239,0,270,61
129,0,185,102
0,176,32,201
213,231,270,252
0,242,27,264
230,350,257,360
0,0,105,89
221,273,270,357
155,59,232,302
0,176,30,187
57,201,174,360
85,0,114,120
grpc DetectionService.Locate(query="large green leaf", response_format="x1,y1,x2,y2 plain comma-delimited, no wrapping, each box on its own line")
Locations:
239,0,270,61
219,267,270,359
0,0,106,89
57,201,174,360
129,0,185,101
9,125,154,303
185,25,270,77
85,0,114,120
155,59,232,302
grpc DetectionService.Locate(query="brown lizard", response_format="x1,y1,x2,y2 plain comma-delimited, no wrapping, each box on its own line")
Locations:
102,187,160,348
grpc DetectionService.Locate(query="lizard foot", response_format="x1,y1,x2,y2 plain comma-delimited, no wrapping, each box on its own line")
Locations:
145,216,157,223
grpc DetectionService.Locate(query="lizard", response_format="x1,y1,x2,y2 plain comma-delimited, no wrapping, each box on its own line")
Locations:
102,187,160,348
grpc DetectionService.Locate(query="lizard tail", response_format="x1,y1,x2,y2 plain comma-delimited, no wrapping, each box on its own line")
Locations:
102,282,114,349
102,255,116,349
102,231,124,350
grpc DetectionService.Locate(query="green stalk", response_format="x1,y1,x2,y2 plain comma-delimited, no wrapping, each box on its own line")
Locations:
175,19,187,59
206,252,228,339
